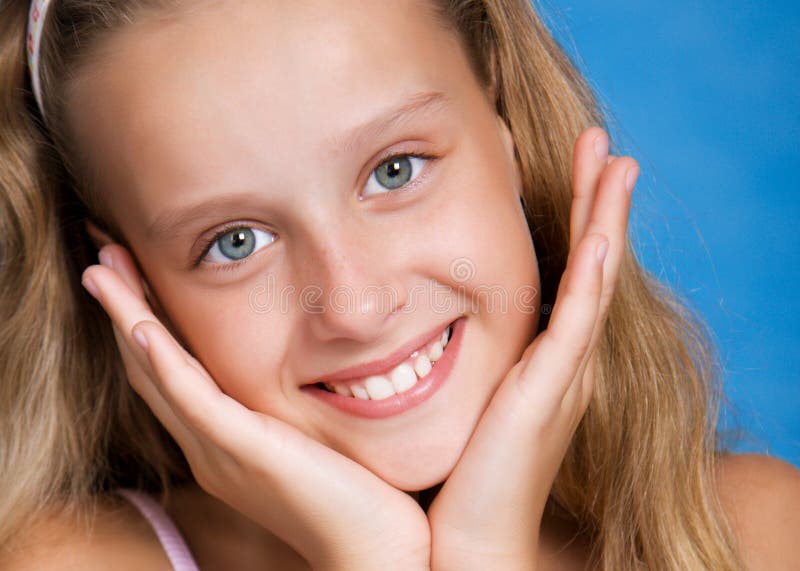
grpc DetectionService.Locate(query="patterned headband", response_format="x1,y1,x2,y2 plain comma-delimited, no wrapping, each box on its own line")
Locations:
27,0,53,119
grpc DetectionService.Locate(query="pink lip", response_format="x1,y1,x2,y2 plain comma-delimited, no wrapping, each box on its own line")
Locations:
306,319,456,386
301,316,465,419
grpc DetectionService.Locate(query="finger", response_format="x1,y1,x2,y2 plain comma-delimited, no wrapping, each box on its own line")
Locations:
90,246,198,380
98,244,179,341
560,341,598,419
570,127,609,251
82,263,160,366
130,320,323,470
82,263,207,453
129,319,253,449
131,321,426,568
562,158,638,413
134,321,422,525
85,261,327,467
515,232,606,413
84,263,426,566
82,263,230,441
425,236,607,549
531,155,635,424
111,322,202,455
549,238,605,413
581,155,638,341
97,244,145,298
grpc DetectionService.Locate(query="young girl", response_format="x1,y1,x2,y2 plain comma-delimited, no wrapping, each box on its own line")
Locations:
1,0,797,569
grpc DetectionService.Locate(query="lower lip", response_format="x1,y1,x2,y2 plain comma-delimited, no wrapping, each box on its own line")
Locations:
301,317,465,419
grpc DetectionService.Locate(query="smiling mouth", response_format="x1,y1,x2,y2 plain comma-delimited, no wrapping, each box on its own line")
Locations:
311,321,455,401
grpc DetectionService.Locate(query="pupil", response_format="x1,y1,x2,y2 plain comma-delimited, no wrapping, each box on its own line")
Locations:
376,156,412,190
219,228,256,260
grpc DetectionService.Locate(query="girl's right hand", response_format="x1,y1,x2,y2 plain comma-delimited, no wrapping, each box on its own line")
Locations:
81,246,431,571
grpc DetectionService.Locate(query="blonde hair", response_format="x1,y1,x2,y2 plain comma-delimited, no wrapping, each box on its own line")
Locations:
0,0,745,567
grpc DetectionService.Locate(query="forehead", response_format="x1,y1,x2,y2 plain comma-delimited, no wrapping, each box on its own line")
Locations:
68,0,478,223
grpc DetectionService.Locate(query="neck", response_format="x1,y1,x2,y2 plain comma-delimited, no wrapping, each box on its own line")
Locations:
165,481,309,569
163,481,591,569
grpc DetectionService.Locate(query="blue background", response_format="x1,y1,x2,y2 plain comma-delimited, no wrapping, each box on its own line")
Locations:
546,1,799,467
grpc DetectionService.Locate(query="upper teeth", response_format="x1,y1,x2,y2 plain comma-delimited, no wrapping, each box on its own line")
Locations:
323,324,453,400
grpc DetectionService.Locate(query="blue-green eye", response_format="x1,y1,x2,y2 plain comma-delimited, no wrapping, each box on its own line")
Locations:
363,153,432,197
205,227,276,263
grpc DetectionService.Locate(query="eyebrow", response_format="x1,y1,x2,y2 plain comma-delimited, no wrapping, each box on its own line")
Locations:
326,90,452,155
146,90,452,241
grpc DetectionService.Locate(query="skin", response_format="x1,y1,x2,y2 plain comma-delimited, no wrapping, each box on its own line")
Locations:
71,0,655,568
71,0,539,492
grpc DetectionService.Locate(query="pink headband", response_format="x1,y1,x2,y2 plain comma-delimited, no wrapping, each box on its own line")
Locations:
27,0,53,119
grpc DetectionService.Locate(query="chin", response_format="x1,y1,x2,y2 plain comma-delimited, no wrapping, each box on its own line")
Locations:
348,428,470,492
373,457,456,493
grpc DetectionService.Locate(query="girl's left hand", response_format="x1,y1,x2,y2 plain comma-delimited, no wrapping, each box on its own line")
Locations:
426,127,638,570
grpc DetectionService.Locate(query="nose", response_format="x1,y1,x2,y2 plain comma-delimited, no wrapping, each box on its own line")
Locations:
298,229,408,344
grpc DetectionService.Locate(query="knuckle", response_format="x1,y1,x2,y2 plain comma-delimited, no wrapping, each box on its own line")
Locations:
568,342,591,373
190,464,215,496
81,265,99,283
547,325,590,367
560,282,583,304
554,314,594,356
181,397,218,435
188,446,226,497
583,125,604,143
618,157,639,180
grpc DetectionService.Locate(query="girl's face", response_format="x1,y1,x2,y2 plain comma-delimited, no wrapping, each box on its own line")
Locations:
69,0,540,490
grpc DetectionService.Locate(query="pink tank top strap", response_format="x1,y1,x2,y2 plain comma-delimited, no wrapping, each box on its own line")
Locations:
115,488,201,571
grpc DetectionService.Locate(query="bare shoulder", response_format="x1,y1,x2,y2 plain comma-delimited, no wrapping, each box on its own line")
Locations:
715,452,800,569
2,495,172,571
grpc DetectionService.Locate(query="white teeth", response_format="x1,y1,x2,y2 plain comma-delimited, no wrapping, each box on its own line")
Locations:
351,385,370,400
322,323,455,400
413,354,432,378
364,375,395,400
428,340,443,361
389,363,417,394
333,384,352,397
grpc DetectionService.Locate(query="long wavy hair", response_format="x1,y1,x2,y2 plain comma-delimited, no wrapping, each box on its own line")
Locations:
0,0,746,567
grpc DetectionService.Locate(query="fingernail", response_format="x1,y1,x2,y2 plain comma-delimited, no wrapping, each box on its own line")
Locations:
98,249,113,269
596,240,609,263
625,166,640,192
132,327,149,352
593,134,608,162
82,276,102,301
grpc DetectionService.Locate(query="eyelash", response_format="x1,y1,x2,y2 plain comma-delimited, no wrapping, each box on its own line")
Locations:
192,149,439,272
191,221,268,272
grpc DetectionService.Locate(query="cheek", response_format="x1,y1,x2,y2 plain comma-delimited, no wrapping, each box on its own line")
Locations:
450,198,536,287
428,144,540,358
423,144,538,298
448,189,540,350
154,284,288,406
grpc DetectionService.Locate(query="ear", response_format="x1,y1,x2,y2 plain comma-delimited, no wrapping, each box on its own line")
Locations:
496,113,515,162
85,219,115,250
83,219,188,348
84,218,155,310
495,113,523,197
